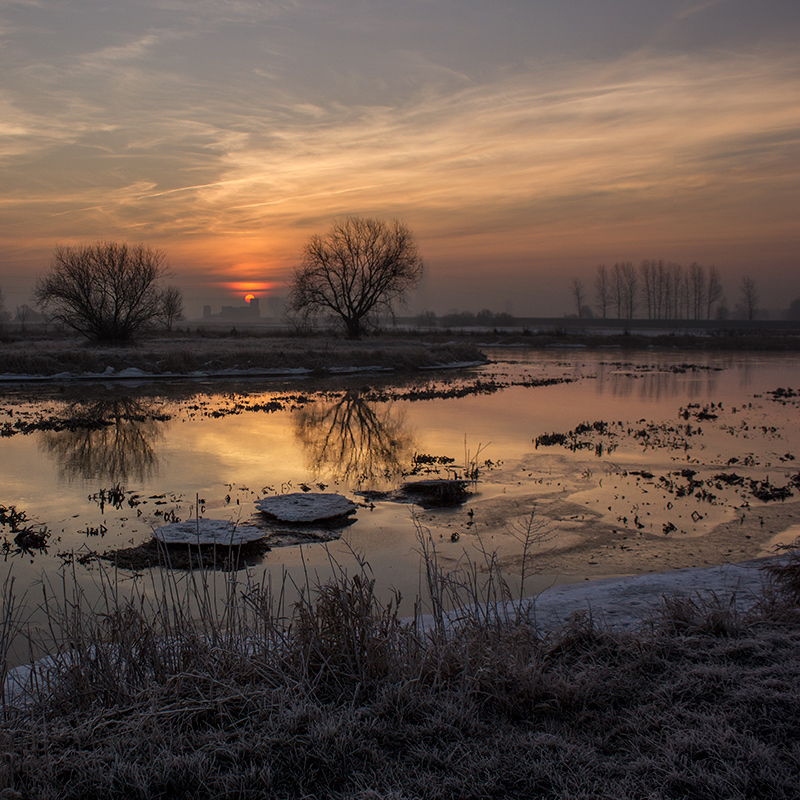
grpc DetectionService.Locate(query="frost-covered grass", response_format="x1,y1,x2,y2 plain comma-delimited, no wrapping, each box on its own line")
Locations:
2,536,800,799
0,332,486,378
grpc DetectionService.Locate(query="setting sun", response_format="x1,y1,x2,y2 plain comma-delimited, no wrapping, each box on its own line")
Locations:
244,293,256,304
0,0,797,318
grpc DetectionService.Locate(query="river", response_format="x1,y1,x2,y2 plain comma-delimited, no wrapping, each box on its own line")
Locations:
1,347,798,661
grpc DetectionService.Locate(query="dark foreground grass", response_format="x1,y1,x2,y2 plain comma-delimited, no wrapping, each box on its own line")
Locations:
2,541,800,799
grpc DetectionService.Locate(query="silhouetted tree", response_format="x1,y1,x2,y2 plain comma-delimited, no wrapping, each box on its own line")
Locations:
34,242,171,342
688,262,706,320
159,285,184,331
615,262,637,319
640,260,690,319
706,266,723,319
415,310,438,328
785,298,800,321
288,217,423,339
594,265,610,318
737,276,759,320
15,304,33,334
570,278,585,318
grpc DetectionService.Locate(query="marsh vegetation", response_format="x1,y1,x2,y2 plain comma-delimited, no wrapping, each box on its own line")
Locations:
2,536,800,799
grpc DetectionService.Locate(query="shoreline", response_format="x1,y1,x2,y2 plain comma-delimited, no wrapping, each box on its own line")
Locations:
0,335,487,381
4,553,787,709
0,328,798,381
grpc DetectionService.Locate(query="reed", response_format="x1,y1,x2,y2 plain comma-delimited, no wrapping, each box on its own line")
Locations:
1,533,799,798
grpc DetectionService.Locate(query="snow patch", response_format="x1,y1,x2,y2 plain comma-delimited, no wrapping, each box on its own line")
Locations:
153,519,266,545
255,492,356,523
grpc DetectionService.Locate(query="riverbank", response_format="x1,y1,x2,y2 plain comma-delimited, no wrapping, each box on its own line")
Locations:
0,333,486,380
1,548,799,798
1,325,799,381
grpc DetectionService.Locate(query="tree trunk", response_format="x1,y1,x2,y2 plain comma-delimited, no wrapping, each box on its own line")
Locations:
345,318,362,339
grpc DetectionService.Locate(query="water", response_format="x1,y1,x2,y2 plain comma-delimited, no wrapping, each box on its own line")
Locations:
1,347,799,655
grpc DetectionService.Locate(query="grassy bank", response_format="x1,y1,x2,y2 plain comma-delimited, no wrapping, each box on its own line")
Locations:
2,537,800,799
0,333,485,378
1,324,799,380
406,327,800,352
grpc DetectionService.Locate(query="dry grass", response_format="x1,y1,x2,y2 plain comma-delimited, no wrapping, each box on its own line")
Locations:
0,333,485,378
2,533,800,799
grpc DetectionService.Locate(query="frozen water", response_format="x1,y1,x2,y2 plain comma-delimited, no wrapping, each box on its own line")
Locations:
255,492,356,523
153,519,266,545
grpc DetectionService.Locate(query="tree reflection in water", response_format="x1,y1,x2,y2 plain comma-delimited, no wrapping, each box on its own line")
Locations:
39,397,166,482
294,392,414,488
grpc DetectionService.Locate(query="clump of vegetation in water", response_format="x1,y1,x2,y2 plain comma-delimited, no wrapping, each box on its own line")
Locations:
1,503,51,557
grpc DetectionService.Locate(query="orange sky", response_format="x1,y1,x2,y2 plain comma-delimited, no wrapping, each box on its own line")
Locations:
1,1,798,317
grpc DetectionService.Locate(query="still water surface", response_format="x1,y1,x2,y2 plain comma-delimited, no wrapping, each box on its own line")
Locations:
2,347,799,642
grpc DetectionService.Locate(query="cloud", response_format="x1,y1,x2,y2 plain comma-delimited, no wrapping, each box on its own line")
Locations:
674,0,728,22
0,0,798,312
77,30,185,69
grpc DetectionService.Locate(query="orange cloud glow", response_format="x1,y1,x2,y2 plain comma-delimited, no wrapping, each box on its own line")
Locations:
0,1,798,315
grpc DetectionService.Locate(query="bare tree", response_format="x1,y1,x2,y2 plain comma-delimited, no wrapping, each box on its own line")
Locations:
665,262,684,319
618,262,637,319
159,285,184,331
640,260,692,319
688,263,706,320
15,304,33,334
34,242,170,342
737,276,759,320
288,217,423,339
570,278,585,317
706,266,723,319
640,260,655,319
611,263,624,318
785,298,800,321
594,264,610,318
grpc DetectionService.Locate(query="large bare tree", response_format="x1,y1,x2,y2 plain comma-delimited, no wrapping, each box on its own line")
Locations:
288,217,423,339
34,242,171,342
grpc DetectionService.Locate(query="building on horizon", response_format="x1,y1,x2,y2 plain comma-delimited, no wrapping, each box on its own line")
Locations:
203,297,261,321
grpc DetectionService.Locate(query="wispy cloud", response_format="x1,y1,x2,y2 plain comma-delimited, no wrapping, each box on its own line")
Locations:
0,0,798,311
674,0,728,22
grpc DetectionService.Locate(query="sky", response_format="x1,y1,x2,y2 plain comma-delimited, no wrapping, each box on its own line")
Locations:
1,0,799,318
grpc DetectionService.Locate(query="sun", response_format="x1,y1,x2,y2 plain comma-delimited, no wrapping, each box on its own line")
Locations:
244,293,256,304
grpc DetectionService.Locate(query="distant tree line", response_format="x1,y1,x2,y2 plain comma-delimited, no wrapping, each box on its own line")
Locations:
570,261,766,321
414,308,515,329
